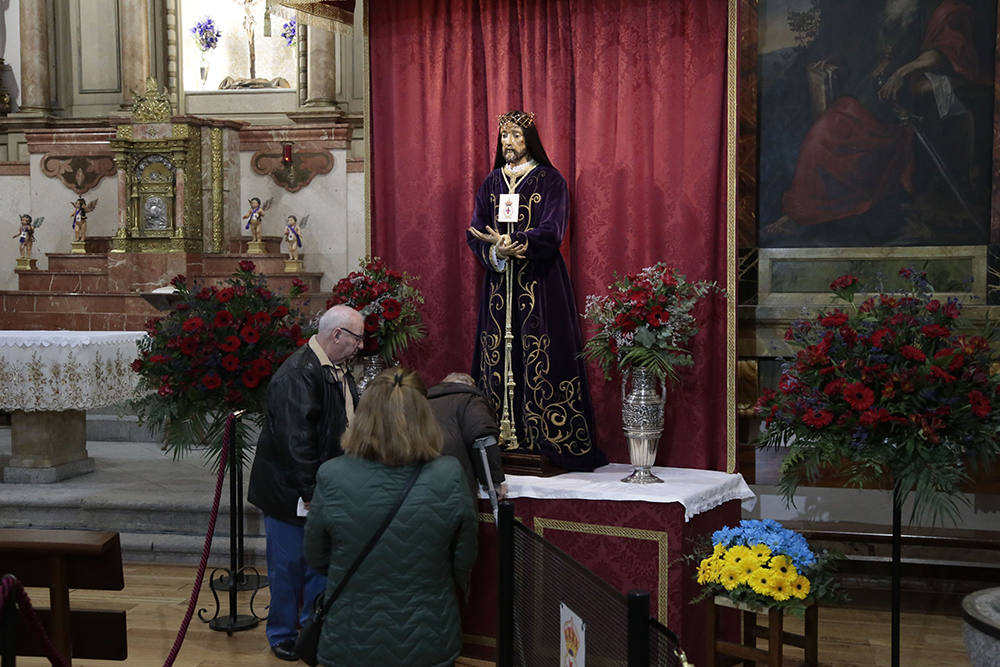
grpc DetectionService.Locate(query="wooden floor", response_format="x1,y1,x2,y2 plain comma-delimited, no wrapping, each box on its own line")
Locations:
12,562,971,667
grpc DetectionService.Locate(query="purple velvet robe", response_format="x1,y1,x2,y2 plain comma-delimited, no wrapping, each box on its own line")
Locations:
466,165,607,472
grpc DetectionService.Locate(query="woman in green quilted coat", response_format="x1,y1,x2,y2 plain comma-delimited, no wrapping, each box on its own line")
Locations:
303,367,478,666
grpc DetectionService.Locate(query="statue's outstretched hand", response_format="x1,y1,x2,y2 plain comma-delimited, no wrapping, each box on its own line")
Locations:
469,225,527,259
496,236,527,259
468,224,502,245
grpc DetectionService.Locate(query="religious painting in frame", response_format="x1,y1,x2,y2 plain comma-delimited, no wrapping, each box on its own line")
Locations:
755,0,997,247
751,0,999,307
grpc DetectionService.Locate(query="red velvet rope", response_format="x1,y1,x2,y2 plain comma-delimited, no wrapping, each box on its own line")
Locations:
0,573,70,667
162,413,234,667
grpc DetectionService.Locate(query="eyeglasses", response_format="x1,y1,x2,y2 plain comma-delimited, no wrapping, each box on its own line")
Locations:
339,327,364,343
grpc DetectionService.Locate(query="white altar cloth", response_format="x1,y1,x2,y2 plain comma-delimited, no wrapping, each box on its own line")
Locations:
0,331,146,412
498,463,756,521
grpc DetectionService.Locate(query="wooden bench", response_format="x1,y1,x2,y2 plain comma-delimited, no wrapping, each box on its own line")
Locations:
0,528,127,664
793,523,1000,583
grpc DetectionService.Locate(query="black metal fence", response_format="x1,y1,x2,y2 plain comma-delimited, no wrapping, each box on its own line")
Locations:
496,502,687,667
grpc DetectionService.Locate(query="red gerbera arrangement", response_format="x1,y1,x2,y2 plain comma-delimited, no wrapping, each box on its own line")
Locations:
755,268,1000,521
326,256,425,361
131,261,309,463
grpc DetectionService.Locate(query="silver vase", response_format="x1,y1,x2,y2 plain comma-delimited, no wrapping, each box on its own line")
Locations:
620,366,666,484
355,355,388,394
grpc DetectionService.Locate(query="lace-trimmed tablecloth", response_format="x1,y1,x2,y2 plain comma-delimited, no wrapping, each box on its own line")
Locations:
0,331,146,412
500,462,756,521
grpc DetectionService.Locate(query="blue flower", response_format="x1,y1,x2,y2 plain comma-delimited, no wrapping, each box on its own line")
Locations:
190,17,221,52
711,519,816,569
280,19,297,47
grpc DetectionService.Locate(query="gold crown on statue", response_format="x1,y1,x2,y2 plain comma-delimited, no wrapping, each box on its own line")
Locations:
497,110,536,129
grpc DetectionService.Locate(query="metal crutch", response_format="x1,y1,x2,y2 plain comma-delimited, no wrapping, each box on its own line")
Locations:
473,436,500,521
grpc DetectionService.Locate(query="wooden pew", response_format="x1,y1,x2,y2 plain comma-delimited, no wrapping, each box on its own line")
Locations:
797,523,1000,581
0,529,127,664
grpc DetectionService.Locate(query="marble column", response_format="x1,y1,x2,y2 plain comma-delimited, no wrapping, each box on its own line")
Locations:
120,2,151,104
304,26,338,108
18,0,51,113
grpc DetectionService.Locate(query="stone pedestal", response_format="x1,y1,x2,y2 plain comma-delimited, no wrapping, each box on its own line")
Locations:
4,410,95,483
71,240,87,254
283,259,304,273
15,257,38,271
0,330,143,480
247,240,266,254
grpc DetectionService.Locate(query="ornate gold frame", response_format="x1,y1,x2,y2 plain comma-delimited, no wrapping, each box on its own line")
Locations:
533,517,669,622
725,0,739,473
110,125,205,254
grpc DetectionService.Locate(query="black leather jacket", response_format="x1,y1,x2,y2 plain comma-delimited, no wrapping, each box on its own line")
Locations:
248,343,358,525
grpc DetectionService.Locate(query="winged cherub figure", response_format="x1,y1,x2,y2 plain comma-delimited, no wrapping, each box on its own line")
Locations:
70,197,98,243
284,214,308,262
243,196,272,243
13,214,44,259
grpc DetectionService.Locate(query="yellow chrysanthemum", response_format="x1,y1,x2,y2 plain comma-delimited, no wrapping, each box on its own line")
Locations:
768,554,799,579
712,543,727,558
745,543,771,568
726,545,754,567
748,568,774,597
750,543,772,562
719,563,743,591
697,556,718,585
737,559,757,584
791,574,811,599
769,576,792,601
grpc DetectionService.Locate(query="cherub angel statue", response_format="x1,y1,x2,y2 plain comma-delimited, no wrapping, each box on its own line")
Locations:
284,214,308,262
13,213,43,259
70,197,98,243
242,196,272,243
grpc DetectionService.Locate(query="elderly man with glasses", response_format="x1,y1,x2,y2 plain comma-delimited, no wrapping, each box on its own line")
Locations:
248,304,364,661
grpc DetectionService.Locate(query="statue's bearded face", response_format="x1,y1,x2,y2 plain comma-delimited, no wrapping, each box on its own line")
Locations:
501,124,529,165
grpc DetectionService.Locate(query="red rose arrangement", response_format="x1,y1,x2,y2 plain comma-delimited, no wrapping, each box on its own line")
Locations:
131,260,308,461
326,256,425,361
755,268,1000,521
582,262,721,381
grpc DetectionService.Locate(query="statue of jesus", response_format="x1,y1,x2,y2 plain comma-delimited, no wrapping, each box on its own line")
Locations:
467,110,606,472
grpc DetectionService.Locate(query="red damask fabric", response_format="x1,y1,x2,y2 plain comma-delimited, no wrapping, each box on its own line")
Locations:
369,0,731,470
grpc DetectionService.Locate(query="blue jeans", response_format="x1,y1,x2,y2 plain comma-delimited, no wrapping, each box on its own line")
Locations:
263,515,326,646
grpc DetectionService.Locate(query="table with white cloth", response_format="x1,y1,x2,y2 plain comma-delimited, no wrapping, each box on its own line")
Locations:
0,331,145,482
462,463,756,665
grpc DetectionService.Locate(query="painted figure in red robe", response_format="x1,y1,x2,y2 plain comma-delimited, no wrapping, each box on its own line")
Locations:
764,0,993,245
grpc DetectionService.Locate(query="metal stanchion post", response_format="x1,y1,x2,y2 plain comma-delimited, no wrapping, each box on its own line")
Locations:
627,590,651,667
497,501,515,667
198,413,268,633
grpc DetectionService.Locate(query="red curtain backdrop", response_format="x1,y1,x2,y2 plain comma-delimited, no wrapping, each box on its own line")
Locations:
369,0,731,470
